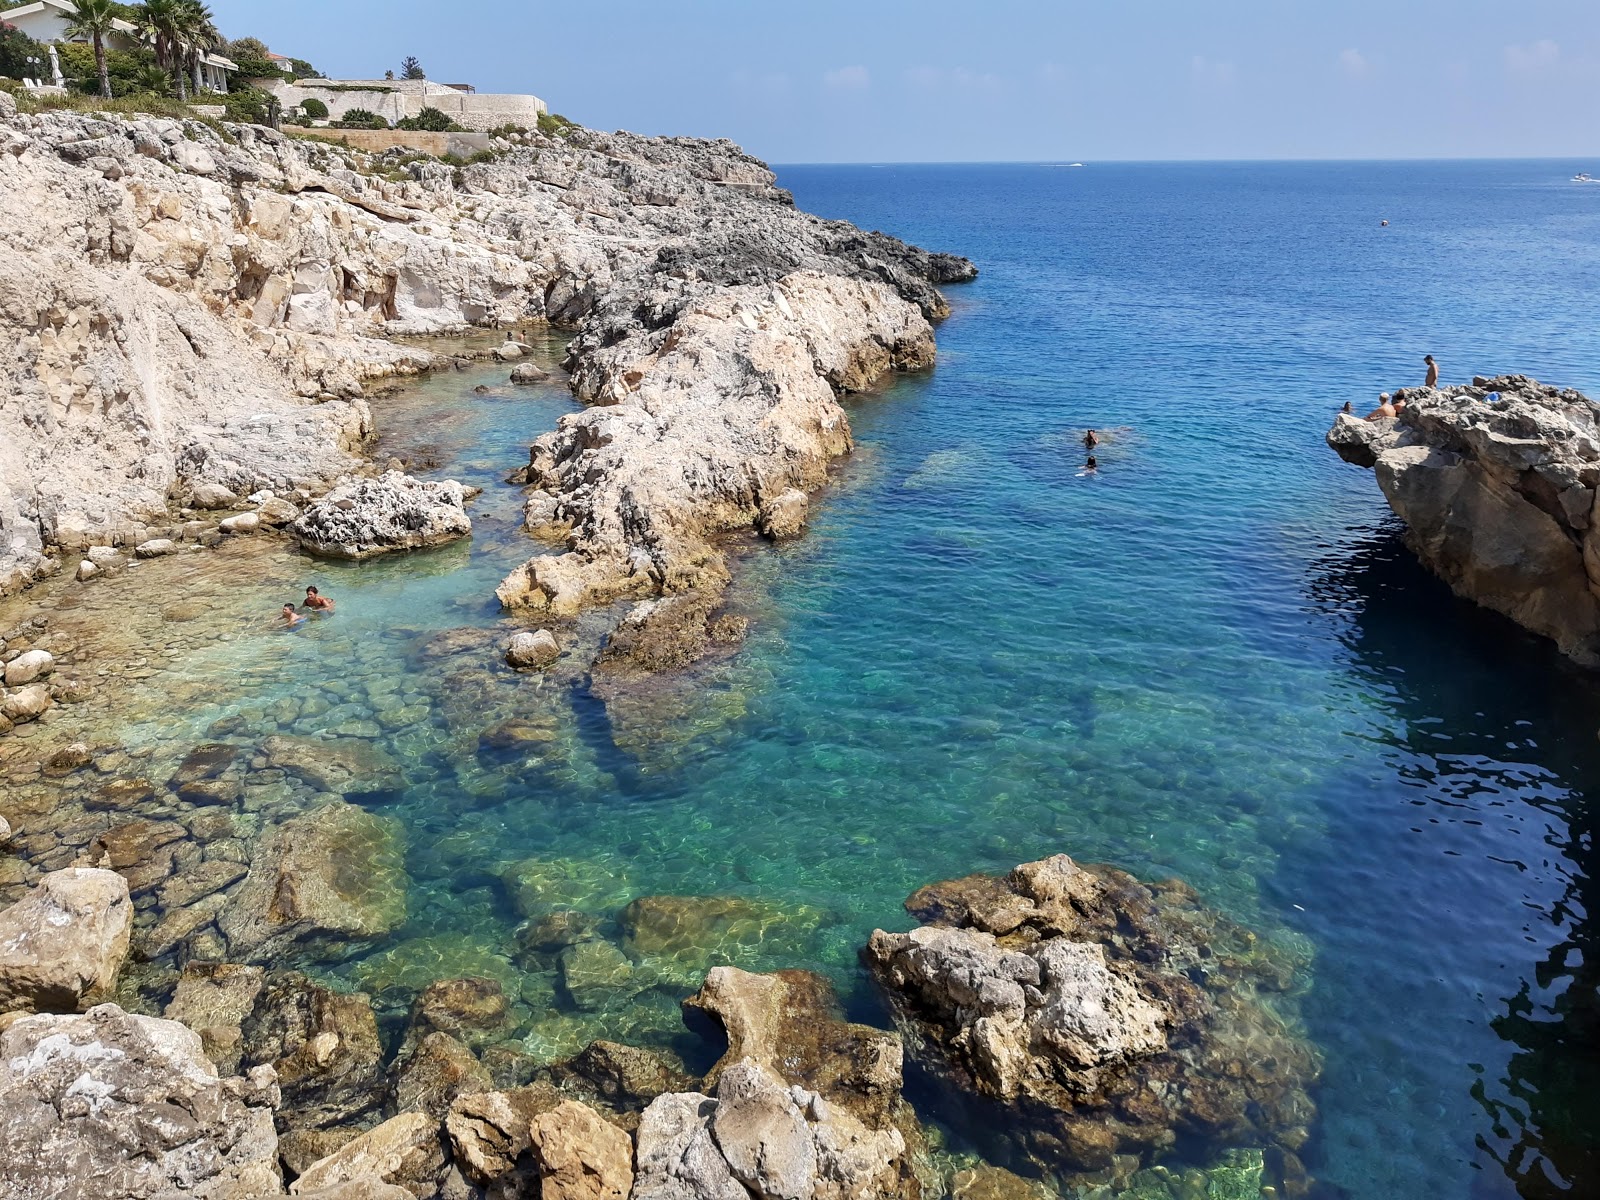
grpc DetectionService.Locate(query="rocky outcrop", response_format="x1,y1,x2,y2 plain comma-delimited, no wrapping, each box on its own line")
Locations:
0,1003,282,1199
219,801,408,963
0,104,969,605
1328,375,1600,664
863,854,1319,1179
291,472,472,560
0,866,131,1012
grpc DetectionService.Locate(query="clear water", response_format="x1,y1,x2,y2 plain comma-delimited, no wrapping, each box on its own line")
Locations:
22,161,1600,1198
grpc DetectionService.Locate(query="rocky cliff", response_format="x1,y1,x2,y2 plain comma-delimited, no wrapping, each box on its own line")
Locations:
0,91,972,607
1327,375,1600,665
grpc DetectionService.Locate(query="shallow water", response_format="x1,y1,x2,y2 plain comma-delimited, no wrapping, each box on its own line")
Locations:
8,162,1600,1198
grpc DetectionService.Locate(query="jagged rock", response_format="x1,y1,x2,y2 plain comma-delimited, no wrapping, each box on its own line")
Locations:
595,593,720,674
258,496,302,526
2,682,53,723
1328,376,1600,664
296,1181,414,1200
163,961,267,1074
0,1004,282,1199
389,1030,493,1119
505,628,561,669
556,1040,691,1114
510,362,549,383
241,972,386,1130
219,801,408,962
4,647,53,685
42,740,92,776
757,488,809,541
444,1084,563,1188
404,975,513,1050
530,1101,634,1200
864,854,1320,1177
290,1112,446,1196
259,734,404,797
631,1090,745,1200
0,867,132,1012
292,472,472,560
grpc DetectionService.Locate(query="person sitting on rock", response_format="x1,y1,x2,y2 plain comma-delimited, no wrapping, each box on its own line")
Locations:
304,586,335,612
281,604,305,627
1083,429,1099,449
1424,354,1439,387
1365,393,1397,421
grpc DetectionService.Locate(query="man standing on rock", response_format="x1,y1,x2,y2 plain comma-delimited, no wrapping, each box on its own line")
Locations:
1424,354,1439,388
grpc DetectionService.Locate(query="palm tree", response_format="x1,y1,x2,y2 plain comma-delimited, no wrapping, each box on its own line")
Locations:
134,0,182,96
63,0,119,99
174,0,219,96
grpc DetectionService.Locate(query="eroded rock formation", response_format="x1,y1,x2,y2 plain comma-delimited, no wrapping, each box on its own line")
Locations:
291,472,473,560
1328,375,1600,664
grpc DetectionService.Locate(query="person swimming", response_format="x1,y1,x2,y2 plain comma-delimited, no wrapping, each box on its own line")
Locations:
281,604,305,627
1083,456,1098,472
1083,429,1099,449
1341,401,1353,414
304,586,334,612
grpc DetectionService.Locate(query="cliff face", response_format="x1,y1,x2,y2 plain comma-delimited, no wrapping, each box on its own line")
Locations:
0,94,972,602
1328,375,1600,665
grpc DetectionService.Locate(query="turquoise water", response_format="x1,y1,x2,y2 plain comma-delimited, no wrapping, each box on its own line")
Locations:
79,162,1600,1197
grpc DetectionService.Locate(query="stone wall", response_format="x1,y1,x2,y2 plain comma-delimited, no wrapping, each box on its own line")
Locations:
297,129,492,158
264,79,547,132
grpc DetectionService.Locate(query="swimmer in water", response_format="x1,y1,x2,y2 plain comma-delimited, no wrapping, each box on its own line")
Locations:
281,604,305,628
1083,429,1099,449
1084,456,1098,472
1342,401,1353,414
304,585,334,612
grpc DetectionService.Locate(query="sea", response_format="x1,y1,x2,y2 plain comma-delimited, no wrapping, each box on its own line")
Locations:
52,160,1600,1198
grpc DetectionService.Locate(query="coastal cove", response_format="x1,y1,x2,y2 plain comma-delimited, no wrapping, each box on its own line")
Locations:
0,157,1596,1200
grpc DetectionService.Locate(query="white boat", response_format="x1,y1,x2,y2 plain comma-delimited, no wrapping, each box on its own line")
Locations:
1574,172,1598,183
1069,163,1084,168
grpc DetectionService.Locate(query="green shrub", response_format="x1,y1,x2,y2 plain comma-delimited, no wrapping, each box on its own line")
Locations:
333,107,388,129
59,44,168,98
0,21,46,80
229,54,282,79
536,111,577,138
299,96,328,119
221,86,273,124
396,105,463,133
288,58,318,79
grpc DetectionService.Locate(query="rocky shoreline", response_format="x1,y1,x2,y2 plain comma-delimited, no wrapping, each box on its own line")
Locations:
0,853,1316,1199
1328,375,1600,665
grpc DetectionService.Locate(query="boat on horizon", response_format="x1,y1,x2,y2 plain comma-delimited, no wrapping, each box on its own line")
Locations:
1574,172,1598,183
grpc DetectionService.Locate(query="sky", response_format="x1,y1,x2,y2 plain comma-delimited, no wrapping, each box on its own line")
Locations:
208,0,1600,163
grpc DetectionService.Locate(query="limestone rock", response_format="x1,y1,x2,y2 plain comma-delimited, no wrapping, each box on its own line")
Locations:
164,960,267,1074
257,496,302,526
506,628,560,669
0,867,132,1012
191,482,242,509
241,972,386,1130
1327,376,1600,664
556,1040,691,1114
529,1100,634,1200
220,511,261,534
292,472,472,560
76,558,98,581
2,682,53,723
623,895,824,990
757,488,809,540
405,975,513,1050
219,801,408,962
4,647,53,685
510,362,549,383
260,734,405,797
296,1181,414,1200
290,1112,446,1196
558,938,645,1011
135,538,179,558
0,1004,281,1200
389,1030,493,1119
864,853,1320,1177
631,1091,746,1200
444,1084,562,1188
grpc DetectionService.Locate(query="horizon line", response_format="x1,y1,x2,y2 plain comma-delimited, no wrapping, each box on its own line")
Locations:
766,154,1598,167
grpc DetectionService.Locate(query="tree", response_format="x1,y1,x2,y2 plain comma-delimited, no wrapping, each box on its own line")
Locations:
399,55,424,80
63,0,119,98
0,20,48,80
174,0,219,96
133,0,181,95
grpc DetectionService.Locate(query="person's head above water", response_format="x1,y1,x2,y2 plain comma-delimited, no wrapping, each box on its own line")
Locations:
1085,456,1098,469
282,603,295,614
306,586,319,597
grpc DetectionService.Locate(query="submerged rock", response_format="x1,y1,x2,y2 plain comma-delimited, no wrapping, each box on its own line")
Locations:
1328,375,1600,664
0,1004,282,1200
219,801,408,963
290,1111,446,1197
163,960,267,1074
863,854,1320,1179
260,734,404,798
506,628,561,669
0,866,132,1012
291,471,472,560
241,971,386,1131
621,893,825,989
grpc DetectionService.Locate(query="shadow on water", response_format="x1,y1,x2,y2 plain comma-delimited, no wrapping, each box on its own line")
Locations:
1296,523,1600,1200
566,675,650,796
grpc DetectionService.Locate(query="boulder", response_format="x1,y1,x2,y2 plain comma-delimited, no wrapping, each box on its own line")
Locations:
290,1112,446,1197
0,867,132,1012
259,734,404,798
220,511,261,534
219,801,408,962
529,1100,633,1200
558,938,646,1011
163,960,267,1074
291,471,472,560
1,682,53,723
444,1084,563,1188
622,894,823,990
510,362,549,383
240,972,386,1130
135,538,179,558
389,1030,493,1119
1327,377,1600,665
4,648,54,685
190,482,241,509
257,496,302,526
0,1004,282,1200
505,628,561,669
555,1040,691,1114
404,975,512,1050
76,559,98,581
864,854,1321,1178
757,488,809,541
42,741,92,776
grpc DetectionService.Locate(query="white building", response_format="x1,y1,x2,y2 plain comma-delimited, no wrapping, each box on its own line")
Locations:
0,0,237,92
262,77,547,132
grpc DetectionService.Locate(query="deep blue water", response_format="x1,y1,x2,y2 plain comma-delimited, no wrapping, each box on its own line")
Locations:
87,161,1600,1197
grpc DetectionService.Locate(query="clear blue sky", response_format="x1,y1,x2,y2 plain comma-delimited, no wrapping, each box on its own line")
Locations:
209,0,1599,163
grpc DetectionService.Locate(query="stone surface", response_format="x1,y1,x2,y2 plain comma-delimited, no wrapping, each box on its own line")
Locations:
444,1084,563,1188
292,472,472,560
290,1111,445,1196
259,734,405,797
510,362,549,383
506,628,561,669
0,1004,281,1199
163,960,267,1074
389,1030,493,1119
529,1100,634,1200
241,972,386,1130
219,801,408,962
4,648,53,685
864,854,1321,1177
0,867,132,1012
1328,375,1600,664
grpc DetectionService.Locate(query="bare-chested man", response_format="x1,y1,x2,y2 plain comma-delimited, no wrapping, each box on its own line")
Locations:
1424,354,1439,388
1365,393,1397,421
